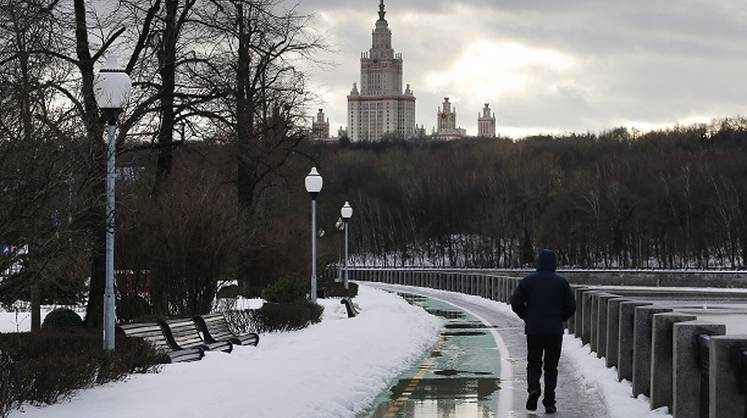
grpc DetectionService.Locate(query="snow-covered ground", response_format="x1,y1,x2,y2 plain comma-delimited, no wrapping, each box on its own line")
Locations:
563,337,671,418
0,305,85,333
10,285,442,418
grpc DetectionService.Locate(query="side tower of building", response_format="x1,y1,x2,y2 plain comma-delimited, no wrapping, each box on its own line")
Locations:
347,1,416,142
434,97,466,141
311,108,330,139
478,103,496,138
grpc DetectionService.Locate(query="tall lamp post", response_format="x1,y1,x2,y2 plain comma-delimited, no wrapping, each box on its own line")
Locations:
305,168,323,303
94,56,132,351
340,202,353,289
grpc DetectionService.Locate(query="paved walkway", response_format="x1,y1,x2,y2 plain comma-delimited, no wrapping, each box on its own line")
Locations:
362,284,609,418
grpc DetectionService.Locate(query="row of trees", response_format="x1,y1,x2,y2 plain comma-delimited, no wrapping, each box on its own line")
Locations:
297,122,747,271
0,0,321,323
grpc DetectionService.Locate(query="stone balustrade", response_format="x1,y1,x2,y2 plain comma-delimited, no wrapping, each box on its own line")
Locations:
343,267,747,418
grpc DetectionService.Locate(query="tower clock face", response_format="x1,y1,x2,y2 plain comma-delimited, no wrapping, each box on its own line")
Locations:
441,114,447,120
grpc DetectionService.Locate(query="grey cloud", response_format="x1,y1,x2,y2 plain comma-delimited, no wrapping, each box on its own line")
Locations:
299,0,747,136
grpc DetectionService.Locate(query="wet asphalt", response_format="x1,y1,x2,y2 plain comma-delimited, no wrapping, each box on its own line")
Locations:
360,284,610,418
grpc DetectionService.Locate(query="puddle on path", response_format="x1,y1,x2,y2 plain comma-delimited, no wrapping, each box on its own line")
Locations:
444,322,499,330
441,331,487,337
426,309,465,320
361,293,504,418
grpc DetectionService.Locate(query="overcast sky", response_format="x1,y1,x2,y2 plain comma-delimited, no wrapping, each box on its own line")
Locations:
296,0,747,138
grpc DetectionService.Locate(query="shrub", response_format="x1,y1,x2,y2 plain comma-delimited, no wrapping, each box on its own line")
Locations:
41,309,83,330
0,331,163,416
225,302,323,334
117,295,153,322
261,275,308,304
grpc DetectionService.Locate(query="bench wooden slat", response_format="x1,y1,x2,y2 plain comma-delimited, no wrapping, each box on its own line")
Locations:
161,318,233,353
117,322,204,363
194,313,260,347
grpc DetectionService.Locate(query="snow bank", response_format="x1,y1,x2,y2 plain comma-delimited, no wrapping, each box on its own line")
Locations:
11,285,441,418
562,334,672,418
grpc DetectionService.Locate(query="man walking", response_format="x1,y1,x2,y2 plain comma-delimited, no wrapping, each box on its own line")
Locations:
511,249,576,414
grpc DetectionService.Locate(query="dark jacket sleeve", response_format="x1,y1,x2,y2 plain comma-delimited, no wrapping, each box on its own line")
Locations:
511,281,527,319
562,282,576,322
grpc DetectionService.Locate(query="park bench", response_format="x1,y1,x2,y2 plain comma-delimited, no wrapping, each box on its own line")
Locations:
116,322,204,363
341,298,359,318
162,318,233,353
194,313,260,346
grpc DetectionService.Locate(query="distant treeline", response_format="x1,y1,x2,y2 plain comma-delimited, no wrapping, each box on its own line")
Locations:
290,119,747,270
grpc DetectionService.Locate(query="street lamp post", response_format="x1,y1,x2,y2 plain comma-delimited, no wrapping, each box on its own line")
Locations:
94,56,132,351
340,202,353,289
305,168,323,303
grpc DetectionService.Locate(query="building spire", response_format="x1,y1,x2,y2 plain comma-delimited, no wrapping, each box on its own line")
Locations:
378,0,386,20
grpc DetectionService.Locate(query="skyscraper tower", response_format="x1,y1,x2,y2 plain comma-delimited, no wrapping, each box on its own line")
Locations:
347,1,416,142
311,108,330,139
434,97,466,141
478,103,497,138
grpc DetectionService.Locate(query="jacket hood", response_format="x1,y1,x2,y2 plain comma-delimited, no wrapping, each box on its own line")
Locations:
536,249,557,272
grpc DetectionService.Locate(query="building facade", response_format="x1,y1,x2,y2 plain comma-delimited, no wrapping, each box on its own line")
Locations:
347,1,416,142
311,108,330,140
478,103,496,138
433,97,466,140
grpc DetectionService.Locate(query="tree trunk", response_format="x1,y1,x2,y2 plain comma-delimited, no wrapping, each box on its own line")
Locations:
73,0,108,329
154,0,178,189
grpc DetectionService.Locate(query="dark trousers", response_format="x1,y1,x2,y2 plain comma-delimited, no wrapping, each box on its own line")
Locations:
526,335,563,406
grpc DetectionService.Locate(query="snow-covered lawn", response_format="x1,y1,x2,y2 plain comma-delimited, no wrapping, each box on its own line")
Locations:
0,306,85,333
10,285,441,418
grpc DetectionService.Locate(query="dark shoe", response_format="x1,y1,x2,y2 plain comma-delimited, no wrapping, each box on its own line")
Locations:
526,391,540,411
545,405,557,414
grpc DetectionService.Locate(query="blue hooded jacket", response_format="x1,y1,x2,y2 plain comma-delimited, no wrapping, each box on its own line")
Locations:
510,250,576,335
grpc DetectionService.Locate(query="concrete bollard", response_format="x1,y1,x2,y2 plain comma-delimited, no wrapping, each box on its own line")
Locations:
573,287,591,337
649,312,697,411
568,285,586,335
589,293,601,350
582,291,602,345
605,298,631,368
709,335,747,418
595,293,620,359
672,321,726,418
590,292,614,353
632,306,672,397
618,301,653,382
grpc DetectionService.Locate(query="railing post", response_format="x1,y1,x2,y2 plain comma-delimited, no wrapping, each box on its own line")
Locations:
573,288,589,336
605,297,631,368
595,293,618,357
709,336,747,418
632,306,672,397
617,301,652,381
581,291,601,345
672,321,725,418
649,313,697,411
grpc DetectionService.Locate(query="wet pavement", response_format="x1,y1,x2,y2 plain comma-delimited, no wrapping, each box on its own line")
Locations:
360,295,505,418
361,284,610,418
